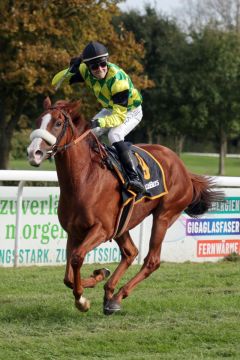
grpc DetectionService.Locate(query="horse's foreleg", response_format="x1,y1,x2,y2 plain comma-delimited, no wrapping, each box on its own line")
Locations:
64,237,74,289
103,231,138,310
70,224,107,312
64,237,108,289
64,266,110,290
82,268,111,288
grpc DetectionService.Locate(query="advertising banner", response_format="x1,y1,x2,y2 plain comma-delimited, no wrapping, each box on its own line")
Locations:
152,189,240,263
0,187,133,267
0,186,239,266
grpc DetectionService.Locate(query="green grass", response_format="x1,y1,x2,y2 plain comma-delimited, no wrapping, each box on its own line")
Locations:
9,154,240,176
0,262,240,360
10,158,56,171
180,154,240,176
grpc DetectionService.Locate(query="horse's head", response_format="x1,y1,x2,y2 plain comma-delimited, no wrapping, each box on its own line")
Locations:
27,97,87,166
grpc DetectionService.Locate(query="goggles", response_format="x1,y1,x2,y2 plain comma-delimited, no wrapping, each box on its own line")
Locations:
88,60,108,71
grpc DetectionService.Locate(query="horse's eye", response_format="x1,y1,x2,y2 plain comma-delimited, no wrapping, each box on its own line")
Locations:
55,121,62,127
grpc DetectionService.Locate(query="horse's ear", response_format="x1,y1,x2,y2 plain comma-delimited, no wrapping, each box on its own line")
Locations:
43,97,51,110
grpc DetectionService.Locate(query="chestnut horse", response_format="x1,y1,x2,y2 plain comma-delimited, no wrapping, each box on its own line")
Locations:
27,97,223,315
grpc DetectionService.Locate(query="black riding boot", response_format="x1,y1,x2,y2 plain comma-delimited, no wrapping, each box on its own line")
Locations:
113,141,145,194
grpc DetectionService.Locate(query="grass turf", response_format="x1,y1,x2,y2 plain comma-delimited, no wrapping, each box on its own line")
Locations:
0,262,239,360
10,154,240,176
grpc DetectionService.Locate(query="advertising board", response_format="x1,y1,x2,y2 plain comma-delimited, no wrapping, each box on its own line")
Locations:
158,189,240,262
0,186,239,266
0,187,128,267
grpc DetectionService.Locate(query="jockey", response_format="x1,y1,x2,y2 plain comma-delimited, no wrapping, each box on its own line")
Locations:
52,41,145,194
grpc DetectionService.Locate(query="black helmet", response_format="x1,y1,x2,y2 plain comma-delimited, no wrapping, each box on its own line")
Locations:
82,41,109,63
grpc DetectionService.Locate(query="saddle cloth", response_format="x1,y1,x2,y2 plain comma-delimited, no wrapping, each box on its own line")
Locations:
104,144,168,238
105,144,168,205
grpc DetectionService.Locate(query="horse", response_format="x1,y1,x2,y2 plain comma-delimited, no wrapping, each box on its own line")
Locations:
27,97,223,315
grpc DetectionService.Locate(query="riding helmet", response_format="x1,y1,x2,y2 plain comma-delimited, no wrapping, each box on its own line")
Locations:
82,41,109,63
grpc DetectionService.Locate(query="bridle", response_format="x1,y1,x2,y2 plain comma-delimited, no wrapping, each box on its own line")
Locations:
30,107,107,159
46,107,86,156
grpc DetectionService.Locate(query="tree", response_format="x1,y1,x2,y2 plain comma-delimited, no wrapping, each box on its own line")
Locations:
189,28,240,174
0,0,147,169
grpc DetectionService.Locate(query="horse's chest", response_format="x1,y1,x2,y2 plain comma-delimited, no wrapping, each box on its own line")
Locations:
58,201,91,231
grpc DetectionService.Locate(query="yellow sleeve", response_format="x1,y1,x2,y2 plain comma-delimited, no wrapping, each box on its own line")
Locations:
111,79,129,95
51,68,73,87
98,77,129,127
98,104,127,128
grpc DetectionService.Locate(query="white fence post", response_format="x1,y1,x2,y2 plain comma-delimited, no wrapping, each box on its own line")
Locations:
14,180,25,267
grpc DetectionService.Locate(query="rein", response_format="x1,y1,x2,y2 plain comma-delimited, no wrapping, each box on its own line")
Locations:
50,128,92,155
45,108,108,160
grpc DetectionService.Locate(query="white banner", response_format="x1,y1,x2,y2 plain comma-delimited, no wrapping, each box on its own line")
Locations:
0,186,239,266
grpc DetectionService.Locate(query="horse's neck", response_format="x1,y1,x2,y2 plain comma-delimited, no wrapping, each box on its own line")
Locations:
55,138,92,193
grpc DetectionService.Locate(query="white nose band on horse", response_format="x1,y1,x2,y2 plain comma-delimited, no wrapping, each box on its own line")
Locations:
30,129,57,146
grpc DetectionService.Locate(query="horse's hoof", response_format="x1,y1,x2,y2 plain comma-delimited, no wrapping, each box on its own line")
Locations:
102,268,111,278
93,268,111,278
75,296,90,312
103,299,121,316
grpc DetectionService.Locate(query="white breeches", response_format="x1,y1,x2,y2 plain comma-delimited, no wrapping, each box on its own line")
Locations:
92,106,143,144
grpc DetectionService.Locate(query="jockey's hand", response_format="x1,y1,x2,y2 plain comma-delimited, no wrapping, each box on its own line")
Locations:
69,56,82,74
91,119,100,129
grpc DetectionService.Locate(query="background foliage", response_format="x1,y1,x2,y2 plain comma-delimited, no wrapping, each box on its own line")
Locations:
0,0,148,168
1,0,240,175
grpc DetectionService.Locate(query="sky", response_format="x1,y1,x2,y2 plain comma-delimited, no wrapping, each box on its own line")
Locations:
118,0,183,15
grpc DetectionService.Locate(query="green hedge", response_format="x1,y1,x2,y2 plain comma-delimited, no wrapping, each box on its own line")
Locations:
11,129,32,160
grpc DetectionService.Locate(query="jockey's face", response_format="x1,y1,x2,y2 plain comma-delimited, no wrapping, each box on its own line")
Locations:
88,60,108,79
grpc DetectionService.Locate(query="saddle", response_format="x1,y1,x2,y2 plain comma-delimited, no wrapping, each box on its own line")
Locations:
102,143,168,238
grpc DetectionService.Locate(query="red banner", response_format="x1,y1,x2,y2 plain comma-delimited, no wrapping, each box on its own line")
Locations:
197,240,240,257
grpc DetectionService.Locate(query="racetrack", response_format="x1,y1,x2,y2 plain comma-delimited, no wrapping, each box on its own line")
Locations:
0,261,239,359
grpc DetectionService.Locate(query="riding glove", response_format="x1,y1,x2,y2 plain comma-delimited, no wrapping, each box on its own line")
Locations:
91,119,100,128
69,56,82,74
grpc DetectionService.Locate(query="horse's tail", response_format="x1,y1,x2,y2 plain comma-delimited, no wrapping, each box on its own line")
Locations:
185,174,225,218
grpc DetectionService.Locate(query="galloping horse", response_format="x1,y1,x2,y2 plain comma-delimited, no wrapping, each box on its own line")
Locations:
27,97,223,315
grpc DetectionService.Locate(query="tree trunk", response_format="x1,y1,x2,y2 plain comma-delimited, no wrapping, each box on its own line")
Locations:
0,126,13,169
174,134,185,156
0,96,25,169
0,107,13,169
156,134,161,145
147,127,153,144
218,126,227,176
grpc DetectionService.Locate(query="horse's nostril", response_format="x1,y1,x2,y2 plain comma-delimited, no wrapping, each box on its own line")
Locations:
34,150,44,161
35,150,43,156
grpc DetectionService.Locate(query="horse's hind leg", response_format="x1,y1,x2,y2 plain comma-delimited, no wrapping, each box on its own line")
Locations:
103,231,138,313
105,210,181,314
